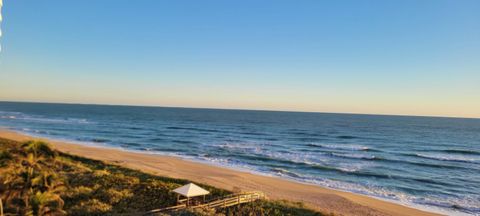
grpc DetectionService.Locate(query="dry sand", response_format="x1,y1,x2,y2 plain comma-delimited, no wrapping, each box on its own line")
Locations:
0,130,441,216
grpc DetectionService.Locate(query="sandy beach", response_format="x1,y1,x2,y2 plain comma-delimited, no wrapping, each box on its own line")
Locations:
0,129,440,216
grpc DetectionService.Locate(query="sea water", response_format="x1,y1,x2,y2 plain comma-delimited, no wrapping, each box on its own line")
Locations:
0,101,479,215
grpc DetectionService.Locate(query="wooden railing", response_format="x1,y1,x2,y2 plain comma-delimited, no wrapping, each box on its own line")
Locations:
144,191,266,215
196,191,265,209
146,204,187,214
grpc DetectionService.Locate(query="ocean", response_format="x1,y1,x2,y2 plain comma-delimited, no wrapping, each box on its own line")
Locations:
0,101,479,215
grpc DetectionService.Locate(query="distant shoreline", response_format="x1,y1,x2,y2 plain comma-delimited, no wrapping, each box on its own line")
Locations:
0,129,441,216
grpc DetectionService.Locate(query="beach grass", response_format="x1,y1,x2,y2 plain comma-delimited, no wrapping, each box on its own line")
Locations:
0,137,325,216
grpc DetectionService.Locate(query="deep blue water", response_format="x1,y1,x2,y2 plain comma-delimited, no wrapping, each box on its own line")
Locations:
1,102,479,215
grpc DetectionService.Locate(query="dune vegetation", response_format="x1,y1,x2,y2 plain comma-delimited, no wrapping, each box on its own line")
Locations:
0,138,325,216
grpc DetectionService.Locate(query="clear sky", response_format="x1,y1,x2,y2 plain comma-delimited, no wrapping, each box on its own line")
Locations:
0,0,479,118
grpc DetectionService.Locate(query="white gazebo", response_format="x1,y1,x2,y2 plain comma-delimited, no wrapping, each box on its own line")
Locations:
173,183,210,206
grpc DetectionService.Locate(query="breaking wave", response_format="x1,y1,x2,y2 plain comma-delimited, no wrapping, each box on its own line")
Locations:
414,153,478,163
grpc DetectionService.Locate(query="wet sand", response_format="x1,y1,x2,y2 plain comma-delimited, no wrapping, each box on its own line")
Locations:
0,130,441,216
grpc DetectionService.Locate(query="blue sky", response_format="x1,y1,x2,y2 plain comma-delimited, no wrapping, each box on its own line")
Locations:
0,0,479,117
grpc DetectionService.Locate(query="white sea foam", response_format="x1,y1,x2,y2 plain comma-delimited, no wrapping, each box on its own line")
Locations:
215,141,372,173
416,153,478,163
303,177,478,216
217,142,263,154
331,152,375,160
0,115,16,119
315,143,370,151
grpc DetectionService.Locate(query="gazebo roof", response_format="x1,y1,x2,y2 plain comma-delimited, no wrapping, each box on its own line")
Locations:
173,183,210,197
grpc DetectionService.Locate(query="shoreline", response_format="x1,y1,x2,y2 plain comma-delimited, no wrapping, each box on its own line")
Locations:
0,129,441,216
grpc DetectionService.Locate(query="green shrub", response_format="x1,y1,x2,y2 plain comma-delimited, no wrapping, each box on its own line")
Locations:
69,199,112,215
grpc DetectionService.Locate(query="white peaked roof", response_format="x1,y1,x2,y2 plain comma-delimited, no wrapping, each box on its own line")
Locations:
173,183,210,197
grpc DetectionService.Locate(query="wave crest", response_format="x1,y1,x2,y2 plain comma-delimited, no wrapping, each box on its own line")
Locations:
415,153,478,163
309,143,370,151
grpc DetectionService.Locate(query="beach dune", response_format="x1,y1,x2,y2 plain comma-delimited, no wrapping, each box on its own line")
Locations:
0,130,440,216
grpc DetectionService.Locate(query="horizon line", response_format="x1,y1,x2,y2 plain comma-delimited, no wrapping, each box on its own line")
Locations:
0,100,478,120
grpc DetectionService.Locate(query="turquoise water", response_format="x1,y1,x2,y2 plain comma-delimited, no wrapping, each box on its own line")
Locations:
0,102,479,215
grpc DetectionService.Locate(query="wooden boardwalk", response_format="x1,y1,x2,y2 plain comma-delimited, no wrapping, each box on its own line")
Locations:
145,191,266,215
